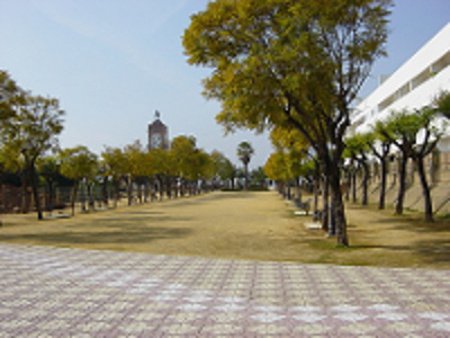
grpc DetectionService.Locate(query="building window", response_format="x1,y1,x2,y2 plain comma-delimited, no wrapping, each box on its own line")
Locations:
377,50,450,113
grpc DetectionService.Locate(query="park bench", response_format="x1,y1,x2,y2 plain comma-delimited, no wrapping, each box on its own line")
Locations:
293,198,311,216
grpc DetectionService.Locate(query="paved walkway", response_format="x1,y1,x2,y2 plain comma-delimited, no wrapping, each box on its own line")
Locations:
0,244,449,337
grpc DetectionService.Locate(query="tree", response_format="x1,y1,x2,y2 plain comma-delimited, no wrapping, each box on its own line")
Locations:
368,126,392,209
0,94,64,220
171,135,199,196
250,167,267,189
0,143,29,212
147,148,172,200
123,141,148,205
188,149,214,193
60,146,98,216
38,155,63,212
376,111,413,216
101,147,128,207
0,70,20,122
264,152,290,195
210,150,236,189
236,141,254,190
183,0,391,246
344,133,372,206
269,125,312,202
435,91,450,119
377,107,444,221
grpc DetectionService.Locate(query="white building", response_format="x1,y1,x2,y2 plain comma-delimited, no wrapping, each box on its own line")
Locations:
348,23,450,214
350,23,450,150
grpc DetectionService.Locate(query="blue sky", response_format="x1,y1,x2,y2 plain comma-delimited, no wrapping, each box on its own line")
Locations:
0,0,449,169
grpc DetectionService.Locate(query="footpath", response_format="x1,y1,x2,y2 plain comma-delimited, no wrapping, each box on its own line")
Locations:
0,243,449,337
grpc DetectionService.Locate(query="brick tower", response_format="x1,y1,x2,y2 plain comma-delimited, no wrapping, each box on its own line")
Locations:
148,110,169,150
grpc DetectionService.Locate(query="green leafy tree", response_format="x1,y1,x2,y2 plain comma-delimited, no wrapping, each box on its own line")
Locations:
0,70,20,122
171,135,198,195
377,107,444,221
250,166,267,189
264,151,290,195
435,91,450,119
236,141,254,190
60,146,98,216
38,155,62,212
210,150,236,189
0,144,28,211
123,141,149,205
367,126,392,209
148,148,173,199
101,147,128,207
189,149,214,193
344,133,372,206
123,141,148,205
0,94,64,220
270,125,312,199
269,125,323,223
183,0,391,246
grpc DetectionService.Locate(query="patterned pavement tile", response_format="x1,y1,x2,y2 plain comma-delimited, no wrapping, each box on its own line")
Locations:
0,243,449,337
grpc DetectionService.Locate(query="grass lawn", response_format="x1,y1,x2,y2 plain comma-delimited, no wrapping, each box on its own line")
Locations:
0,191,449,269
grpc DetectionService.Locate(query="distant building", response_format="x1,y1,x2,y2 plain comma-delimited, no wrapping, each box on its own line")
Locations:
148,110,169,150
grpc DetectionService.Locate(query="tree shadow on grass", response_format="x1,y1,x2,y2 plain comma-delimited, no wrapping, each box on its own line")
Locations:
64,214,194,229
0,226,193,246
119,210,165,215
392,219,450,233
344,239,450,266
412,238,450,264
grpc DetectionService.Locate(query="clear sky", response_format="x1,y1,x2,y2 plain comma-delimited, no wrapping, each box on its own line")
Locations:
0,0,449,169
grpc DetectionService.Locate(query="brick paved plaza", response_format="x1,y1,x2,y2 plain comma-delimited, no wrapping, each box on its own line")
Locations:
0,243,449,337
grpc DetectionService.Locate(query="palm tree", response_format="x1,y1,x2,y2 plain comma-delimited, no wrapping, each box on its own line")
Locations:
237,141,254,190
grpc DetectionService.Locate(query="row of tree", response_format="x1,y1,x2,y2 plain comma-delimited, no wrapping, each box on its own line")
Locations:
264,97,449,228
182,0,450,245
183,0,394,246
1,70,256,220
345,101,449,222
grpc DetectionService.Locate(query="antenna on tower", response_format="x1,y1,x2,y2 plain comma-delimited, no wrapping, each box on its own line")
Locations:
155,110,161,119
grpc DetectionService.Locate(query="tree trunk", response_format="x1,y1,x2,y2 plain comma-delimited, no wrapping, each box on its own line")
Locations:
71,182,79,216
166,178,172,199
80,180,87,212
114,179,119,208
87,182,95,211
137,184,143,204
329,167,348,246
244,163,249,190
396,154,407,215
295,177,301,201
361,162,369,206
321,174,329,232
351,170,357,203
144,181,150,203
416,157,434,222
127,177,133,206
102,177,109,207
378,157,387,210
29,165,43,220
313,175,319,219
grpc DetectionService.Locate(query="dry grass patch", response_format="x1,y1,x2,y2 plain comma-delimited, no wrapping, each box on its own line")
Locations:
0,191,448,269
